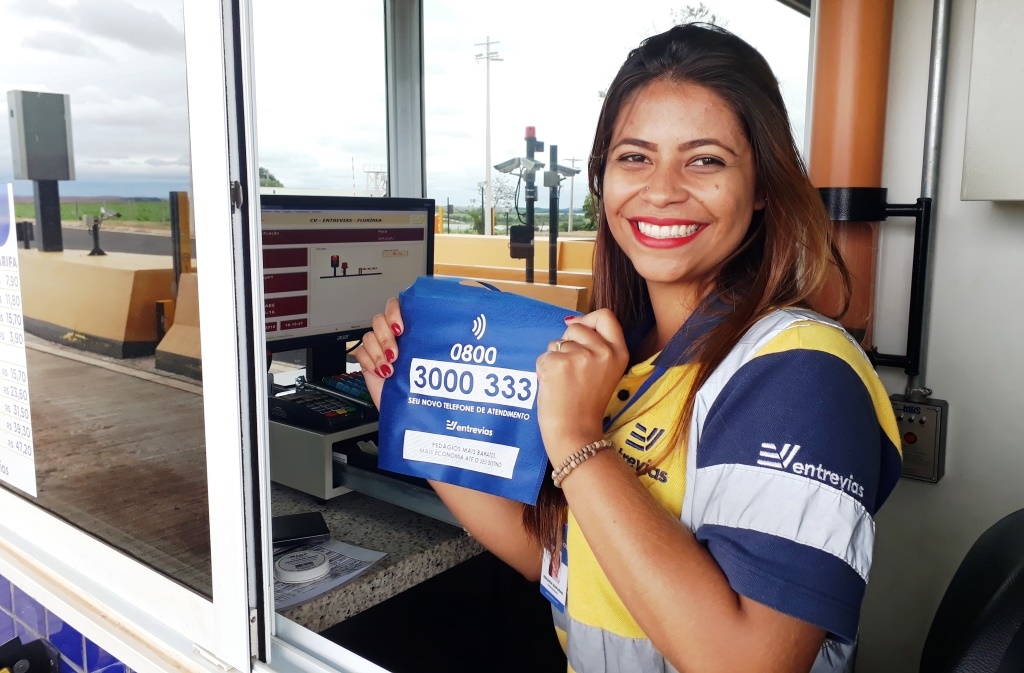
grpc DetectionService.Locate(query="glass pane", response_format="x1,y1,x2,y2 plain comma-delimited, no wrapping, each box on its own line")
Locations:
251,1,387,195
423,0,810,235
0,0,211,596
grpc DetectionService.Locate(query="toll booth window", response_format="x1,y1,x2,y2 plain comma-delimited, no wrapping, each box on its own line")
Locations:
422,0,810,237
251,1,388,195
0,1,212,595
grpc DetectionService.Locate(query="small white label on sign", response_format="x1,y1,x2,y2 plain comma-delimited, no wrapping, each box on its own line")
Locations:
0,184,36,497
403,429,519,478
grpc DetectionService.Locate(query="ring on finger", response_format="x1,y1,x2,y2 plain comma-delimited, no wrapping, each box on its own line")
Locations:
555,339,572,353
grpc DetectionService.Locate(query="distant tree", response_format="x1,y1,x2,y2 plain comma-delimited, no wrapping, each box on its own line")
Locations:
580,193,599,231
601,3,726,99
259,166,284,187
469,206,484,234
492,173,516,212
671,2,725,26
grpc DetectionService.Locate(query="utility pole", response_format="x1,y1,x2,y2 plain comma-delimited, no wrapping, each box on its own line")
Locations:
524,126,544,283
475,37,502,236
478,182,486,233
548,145,559,285
566,157,582,231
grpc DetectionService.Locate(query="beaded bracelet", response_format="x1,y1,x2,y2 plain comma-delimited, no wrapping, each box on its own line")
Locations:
551,439,615,488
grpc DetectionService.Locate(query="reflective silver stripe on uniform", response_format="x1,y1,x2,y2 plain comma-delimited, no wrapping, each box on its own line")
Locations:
681,309,853,529
565,617,680,673
811,639,857,673
692,463,875,580
551,604,568,632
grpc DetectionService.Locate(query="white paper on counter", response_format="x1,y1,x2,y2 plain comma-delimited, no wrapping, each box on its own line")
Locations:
274,538,387,610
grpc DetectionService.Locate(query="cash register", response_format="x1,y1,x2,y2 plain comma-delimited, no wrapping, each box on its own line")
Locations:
261,194,456,526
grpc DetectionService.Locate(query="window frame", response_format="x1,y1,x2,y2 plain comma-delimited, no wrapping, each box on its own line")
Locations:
0,0,263,670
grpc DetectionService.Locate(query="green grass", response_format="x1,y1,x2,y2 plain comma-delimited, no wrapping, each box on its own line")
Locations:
14,200,171,224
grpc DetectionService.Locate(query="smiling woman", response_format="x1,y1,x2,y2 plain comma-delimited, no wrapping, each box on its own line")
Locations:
357,21,902,673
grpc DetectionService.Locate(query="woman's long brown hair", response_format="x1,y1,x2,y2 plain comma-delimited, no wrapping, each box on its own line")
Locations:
522,23,852,553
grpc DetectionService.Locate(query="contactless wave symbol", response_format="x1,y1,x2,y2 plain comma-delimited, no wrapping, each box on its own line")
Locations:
471,314,487,340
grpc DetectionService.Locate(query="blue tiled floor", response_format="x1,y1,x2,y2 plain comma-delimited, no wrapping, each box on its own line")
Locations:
0,572,126,673
47,611,85,668
12,585,46,638
85,641,119,672
92,665,127,673
1,609,16,644
0,574,11,612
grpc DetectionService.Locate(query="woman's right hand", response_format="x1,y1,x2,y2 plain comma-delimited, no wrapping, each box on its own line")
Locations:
352,296,404,409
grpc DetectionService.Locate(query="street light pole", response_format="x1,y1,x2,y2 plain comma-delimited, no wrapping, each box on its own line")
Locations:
566,157,582,231
478,182,485,232
475,37,502,236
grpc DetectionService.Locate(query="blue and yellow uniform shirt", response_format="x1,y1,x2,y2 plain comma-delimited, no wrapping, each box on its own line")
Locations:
555,307,902,673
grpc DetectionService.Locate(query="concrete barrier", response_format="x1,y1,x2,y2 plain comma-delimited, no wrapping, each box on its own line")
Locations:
18,249,175,358
434,263,593,309
434,233,595,273
436,276,588,312
155,272,201,379
433,234,595,309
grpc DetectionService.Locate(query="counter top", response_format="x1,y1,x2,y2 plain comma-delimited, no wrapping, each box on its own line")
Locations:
272,484,483,632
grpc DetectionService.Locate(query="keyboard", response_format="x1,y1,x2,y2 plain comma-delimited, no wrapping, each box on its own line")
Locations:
268,373,377,433
320,371,374,405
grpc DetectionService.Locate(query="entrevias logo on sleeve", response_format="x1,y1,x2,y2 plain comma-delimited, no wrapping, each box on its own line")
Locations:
759,442,864,498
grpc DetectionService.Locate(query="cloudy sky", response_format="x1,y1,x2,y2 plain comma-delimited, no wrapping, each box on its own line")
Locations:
0,0,809,208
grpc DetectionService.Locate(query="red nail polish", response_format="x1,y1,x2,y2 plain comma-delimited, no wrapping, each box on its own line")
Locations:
373,367,382,378
385,349,395,362
564,316,576,322
391,323,403,336
380,364,392,377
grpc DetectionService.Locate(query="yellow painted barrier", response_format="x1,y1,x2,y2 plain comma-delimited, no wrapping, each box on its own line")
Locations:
434,233,595,274
434,263,593,309
155,272,201,379
18,249,175,358
437,276,588,313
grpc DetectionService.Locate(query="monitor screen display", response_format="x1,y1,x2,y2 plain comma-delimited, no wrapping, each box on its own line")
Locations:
260,194,434,352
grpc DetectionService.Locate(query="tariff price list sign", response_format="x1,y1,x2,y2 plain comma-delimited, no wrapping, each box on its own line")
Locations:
0,184,36,496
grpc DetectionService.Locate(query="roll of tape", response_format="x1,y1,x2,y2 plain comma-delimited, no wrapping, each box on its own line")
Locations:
274,549,330,583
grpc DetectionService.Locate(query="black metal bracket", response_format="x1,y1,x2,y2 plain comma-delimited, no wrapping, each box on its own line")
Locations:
0,636,61,673
818,187,933,375
88,219,106,256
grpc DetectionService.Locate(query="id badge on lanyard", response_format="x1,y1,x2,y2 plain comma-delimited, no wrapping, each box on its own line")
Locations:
538,364,670,611
540,522,569,612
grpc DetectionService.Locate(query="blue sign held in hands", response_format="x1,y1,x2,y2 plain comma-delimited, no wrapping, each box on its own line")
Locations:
378,276,581,505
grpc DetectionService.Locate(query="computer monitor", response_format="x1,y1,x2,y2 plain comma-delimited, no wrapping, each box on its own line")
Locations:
260,194,434,355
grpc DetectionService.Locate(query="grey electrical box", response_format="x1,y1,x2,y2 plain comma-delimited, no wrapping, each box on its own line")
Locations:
8,90,76,181
892,394,948,483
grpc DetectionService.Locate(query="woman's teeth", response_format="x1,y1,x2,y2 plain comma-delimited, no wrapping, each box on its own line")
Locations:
637,221,700,239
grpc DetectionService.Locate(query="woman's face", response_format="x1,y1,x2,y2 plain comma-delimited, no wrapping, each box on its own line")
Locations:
602,79,764,302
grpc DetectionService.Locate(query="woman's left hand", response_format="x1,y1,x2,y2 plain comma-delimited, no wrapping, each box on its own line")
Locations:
535,309,630,466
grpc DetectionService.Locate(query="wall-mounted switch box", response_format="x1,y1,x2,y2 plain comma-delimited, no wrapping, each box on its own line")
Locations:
891,394,948,483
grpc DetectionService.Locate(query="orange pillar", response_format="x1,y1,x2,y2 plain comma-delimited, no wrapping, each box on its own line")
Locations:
808,0,894,346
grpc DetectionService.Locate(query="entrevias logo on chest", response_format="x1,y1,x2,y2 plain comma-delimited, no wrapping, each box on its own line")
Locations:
616,423,670,483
